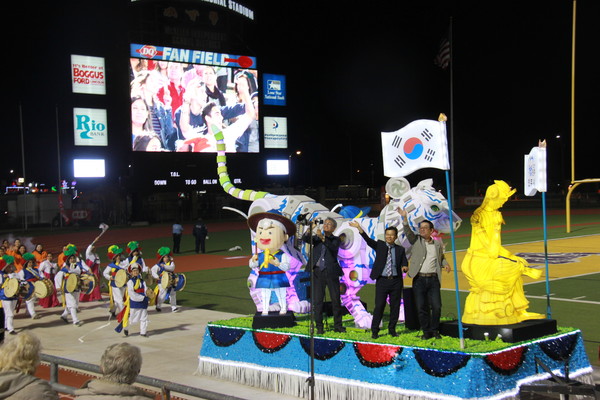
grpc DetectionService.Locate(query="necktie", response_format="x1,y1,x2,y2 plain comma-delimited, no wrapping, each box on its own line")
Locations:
317,243,326,271
383,246,393,277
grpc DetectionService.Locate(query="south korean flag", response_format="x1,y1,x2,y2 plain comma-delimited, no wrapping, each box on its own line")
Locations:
381,118,450,178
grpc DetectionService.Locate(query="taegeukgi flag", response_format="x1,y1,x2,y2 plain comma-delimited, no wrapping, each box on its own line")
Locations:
381,119,450,177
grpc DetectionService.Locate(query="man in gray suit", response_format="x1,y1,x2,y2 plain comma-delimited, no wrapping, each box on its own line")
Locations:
399,208,450,339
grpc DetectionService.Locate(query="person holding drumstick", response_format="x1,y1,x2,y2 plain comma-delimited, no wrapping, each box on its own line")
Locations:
121,263,150,337
1,256,20,335
150,247,179,313
21,253,42,320
103,245,129,318
80,240,103,302
38,252,60,308
126,241,148,274
54,250,85,326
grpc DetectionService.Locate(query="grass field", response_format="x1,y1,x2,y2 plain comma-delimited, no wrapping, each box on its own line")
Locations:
13,206,600,365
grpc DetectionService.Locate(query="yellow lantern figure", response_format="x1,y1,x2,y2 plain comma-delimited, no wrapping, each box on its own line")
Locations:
461,180,544,325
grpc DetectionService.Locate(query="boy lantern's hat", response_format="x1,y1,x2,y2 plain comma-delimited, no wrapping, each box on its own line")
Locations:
247,209,296,237
107,245,123,260
127,241,141,254
156,246,172,260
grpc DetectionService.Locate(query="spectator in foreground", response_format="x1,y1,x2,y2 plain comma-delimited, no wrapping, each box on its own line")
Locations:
75,342,153,399
0,332,59,400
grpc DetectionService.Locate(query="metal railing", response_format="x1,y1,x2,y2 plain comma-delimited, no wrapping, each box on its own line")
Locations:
41,353,247,400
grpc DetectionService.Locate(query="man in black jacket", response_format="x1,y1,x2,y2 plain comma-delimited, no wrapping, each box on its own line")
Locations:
350,221,408,339
192,218,208,254
302,218,345,334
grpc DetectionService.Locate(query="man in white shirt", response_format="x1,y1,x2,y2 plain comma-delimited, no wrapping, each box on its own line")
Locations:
399,208,450,340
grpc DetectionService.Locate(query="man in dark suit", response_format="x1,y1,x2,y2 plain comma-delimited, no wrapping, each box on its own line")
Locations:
192,218,208,254
302,218,345,334
350,221,408,339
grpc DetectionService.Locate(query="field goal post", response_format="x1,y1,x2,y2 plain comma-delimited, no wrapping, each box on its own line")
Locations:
565,1,600,232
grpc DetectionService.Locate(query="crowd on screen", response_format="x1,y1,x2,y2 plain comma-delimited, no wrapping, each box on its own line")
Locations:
129,58,259,153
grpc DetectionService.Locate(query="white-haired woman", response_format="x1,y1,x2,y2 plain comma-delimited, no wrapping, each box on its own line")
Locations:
0,332,59,399
75,342,153,399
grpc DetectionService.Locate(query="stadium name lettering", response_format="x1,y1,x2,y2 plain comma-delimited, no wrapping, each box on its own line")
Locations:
161,48,234,65
197,0,254,20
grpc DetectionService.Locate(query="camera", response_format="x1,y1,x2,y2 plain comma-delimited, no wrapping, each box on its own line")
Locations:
296,213,323,226
296,213,311,226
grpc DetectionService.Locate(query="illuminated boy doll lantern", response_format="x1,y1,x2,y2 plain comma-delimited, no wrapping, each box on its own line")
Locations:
247,211,296,316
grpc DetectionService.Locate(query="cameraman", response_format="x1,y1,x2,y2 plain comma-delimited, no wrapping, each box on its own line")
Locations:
302,217,345,334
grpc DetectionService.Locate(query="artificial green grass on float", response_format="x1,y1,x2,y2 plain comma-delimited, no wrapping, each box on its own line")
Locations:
209,314,580,354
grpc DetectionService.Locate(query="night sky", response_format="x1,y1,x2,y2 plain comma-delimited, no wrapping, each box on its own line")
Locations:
3,1,598,196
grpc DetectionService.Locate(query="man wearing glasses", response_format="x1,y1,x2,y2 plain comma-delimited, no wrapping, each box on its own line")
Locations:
349,221,408,339
398,208,451,340
302,218,346,334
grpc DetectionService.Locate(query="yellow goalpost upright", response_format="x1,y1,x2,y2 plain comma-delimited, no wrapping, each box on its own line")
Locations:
565,0,600,232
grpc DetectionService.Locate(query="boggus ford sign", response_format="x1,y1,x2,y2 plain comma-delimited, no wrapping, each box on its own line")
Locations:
71,54,106,95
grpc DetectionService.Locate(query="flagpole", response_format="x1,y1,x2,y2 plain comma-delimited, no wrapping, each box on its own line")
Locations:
19,103,28,231
444,169,464,349
542,191,551,318
449,16,455,209
56,105,64,228
524,141,550,318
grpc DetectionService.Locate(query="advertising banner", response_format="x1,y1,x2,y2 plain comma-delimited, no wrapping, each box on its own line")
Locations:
263,116,287,148
73,108,108,146
71,55,106,95
263,73,286,106
130,43,256,68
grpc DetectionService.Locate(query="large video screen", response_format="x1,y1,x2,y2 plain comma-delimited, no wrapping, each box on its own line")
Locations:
129,44,259,153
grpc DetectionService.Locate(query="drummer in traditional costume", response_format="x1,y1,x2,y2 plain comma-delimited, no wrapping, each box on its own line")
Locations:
57,243,78,268
54,250,86,326
150,247,179,313
80,239,103,302
38,252,60,308
116,263,150,337
0,256,19,335
21,253,42,320
126,241,148,274
103,245,129,317
248,211,295,315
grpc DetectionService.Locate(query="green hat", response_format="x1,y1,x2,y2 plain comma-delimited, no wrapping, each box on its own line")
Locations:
156,247,171,260
127,241,141,253
64,248,78,257
65,243,78,252
108,245,123,260
23,252,36,262
2,254,15,265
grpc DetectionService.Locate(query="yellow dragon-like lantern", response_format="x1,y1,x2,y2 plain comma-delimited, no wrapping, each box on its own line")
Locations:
462,180,544,325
